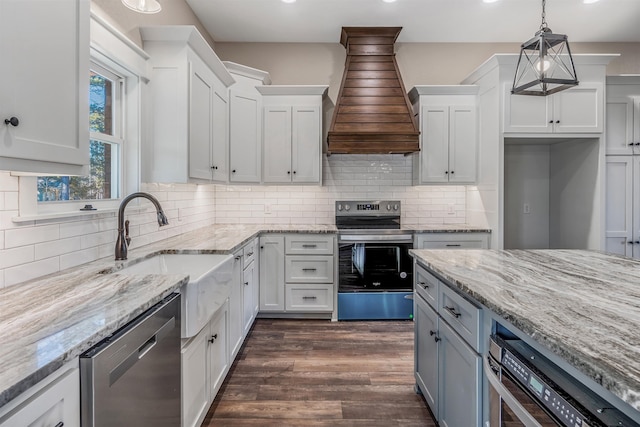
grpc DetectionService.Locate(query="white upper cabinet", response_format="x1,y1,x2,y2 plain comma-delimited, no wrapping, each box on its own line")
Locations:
0,0,89,175
258,86,328,184
504,82,603,134
409,86,478,185
225,62,271,183
141,26,235,184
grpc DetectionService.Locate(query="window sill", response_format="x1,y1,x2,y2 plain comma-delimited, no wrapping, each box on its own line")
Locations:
12,206,147,224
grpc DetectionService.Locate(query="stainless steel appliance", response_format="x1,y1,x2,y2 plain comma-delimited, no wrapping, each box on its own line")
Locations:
80,293,181,427
486,333,640,427
336,200,413,320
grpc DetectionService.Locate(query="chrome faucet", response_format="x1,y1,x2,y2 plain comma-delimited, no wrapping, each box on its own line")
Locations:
115,192,169,260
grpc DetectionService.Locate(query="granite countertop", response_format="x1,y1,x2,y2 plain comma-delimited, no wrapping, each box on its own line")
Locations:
410,249,640,412
0,222,488,409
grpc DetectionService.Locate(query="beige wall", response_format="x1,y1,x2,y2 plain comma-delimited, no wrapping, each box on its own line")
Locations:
90,0,215,48
214,42,640,102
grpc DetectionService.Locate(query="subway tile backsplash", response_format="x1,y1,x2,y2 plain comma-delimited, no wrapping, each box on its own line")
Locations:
0,154,465,287
215,155,466,226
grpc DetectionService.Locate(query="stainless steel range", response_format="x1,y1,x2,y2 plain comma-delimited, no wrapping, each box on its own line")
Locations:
336,200,414,320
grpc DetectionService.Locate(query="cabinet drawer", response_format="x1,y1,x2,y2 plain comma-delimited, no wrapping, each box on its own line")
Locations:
416,232,489,250
285,284,334,312
243,239,257,269
439,284,481,352
285,255,334,283
285,235,334,255
415,264,439,310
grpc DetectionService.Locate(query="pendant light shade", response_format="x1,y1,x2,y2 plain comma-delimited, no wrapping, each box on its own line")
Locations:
122,0,162,14
512,0,578,96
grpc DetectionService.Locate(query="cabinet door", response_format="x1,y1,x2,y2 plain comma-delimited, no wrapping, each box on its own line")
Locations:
0,368,80,427
448,106,477,183
292,106,322,183
415,294,439,419
259,235,285,311
189,58,214,181
605,156,634,257
420,106,450,183
181,326,210,427
554,82,603,133
503,85,553,133
438,321,481,427
0,0,89,174
211,88,229,182
229,89,261,182
606,97,635,155
228,252,244,358
263,106,293,183
208,306,228,400
242,261,256,335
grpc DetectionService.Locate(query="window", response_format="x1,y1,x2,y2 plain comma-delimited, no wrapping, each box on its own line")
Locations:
37,63,122,202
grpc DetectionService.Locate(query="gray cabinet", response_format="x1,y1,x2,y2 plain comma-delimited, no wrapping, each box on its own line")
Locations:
228,250,244,358
414,263,482,426
414,232,490,250
415,293,439,419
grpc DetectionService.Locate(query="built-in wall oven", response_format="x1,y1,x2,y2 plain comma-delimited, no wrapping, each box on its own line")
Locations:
336,200,414,320
487,332,640,427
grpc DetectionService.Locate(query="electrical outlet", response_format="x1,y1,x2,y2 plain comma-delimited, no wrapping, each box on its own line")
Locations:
523,203,531,214
447,204,455,215
265,204,272,214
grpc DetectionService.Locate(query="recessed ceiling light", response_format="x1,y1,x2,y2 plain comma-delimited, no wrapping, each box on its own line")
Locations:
382,0,398,3
583,0,600,3
483,0,499,3
281,0,296,3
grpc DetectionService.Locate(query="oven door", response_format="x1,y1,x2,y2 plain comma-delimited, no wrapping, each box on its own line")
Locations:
338,234,413,292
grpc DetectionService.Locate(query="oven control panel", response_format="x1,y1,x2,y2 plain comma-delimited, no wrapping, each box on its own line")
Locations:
503,350,588,427
336,201,401,215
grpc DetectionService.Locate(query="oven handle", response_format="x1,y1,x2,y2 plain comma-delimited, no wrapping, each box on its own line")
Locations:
339,234,413,243
484,356,543,427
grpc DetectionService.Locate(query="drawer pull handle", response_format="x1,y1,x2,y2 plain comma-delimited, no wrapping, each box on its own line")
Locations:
418,281,429,289
54,423,64,427
444,306,461,318
235,255,242,260
445,244,461,247
302,296,317,300
247,252,254,257
302,244,317,248
302,268,317,272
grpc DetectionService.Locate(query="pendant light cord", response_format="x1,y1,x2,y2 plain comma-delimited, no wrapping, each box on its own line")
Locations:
540,0,548,30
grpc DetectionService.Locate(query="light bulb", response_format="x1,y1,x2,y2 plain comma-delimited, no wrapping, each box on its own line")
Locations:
122,0,161,13
535,59,551,74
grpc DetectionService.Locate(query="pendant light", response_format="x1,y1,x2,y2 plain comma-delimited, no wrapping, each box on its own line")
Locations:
122,0,162,14
512,0,578,96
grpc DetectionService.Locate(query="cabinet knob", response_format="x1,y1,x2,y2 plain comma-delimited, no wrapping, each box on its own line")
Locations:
4,117,19,127
244,281,249,286
209,334,218,343
293,171,296,174
555,120,560,124
635,142,640,146
549,120,554,124
232,169,236,173
450,171,454,174
629,143,635,146
445,171,449,174
287,171,291,174
429,330,441,342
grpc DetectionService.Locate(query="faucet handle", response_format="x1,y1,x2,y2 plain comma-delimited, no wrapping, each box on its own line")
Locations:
125,220,131,246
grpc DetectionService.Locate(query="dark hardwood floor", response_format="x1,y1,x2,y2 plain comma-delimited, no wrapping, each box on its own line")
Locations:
202,318,436,426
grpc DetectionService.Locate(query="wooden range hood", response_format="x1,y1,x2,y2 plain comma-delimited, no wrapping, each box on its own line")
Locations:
327,27,420,154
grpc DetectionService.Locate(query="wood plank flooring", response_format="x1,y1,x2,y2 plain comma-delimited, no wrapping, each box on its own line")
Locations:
202,319,436,426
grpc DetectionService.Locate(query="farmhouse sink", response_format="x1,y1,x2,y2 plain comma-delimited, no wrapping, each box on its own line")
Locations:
112,253,234,338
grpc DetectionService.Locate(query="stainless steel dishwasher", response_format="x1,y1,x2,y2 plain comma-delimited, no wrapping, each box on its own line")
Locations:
80,292,181,426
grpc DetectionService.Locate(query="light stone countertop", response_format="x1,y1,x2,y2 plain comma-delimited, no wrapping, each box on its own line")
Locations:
410,249,640,412
0,223,487,409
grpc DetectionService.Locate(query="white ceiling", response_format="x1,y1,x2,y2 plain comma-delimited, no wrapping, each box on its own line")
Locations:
185,0,640,44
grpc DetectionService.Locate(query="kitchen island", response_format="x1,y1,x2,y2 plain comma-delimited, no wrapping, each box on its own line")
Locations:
411,248,640,424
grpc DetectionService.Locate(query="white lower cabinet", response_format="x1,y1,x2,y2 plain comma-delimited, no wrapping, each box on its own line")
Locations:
260,234,335,314
242,238,259,336
182,301,228,427
414,263,482,427
0,366,79,427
